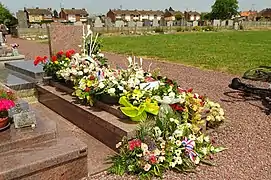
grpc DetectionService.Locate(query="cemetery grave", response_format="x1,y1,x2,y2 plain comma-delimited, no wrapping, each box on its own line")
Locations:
0,33,25,61
0,26,230,180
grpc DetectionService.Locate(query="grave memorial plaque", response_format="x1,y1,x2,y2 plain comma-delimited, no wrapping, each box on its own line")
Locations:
13,110,37,129
8,100,29,118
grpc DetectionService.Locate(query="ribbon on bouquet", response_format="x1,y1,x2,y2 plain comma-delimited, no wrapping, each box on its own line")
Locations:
97,70,105,81
181,137,198,162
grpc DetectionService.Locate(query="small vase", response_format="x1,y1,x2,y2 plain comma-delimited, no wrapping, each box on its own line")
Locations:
0,117,9,128
12,49,19,56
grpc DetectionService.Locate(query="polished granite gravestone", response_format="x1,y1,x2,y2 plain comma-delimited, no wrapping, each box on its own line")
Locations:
5,60,44,80
37,84,137,150
0,109,88,180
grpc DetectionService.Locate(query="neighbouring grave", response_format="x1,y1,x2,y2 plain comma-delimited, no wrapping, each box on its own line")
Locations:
228,20,234,27
0,84,88,180
136,21,143,27
115,20,125,27
128,21,136,27
152,19,159,27
0,34,25,61
193,20,199,27
167,20,173,26
221,20,226,27
213,19,221,26
16,10,28,28
94,17,103,28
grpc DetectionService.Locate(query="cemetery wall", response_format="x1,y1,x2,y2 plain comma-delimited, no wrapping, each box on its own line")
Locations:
18,28,47,38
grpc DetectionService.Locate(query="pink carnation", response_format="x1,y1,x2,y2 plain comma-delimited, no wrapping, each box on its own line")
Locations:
0,99,15,111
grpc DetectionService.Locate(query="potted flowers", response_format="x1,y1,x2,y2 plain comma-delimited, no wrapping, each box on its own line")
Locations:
11,43,19,56
0,99,15,130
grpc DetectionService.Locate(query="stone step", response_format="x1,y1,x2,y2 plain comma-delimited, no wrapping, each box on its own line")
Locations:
5,60,44,80
0,118,56,153
36,84,138,150
31,103,116,176
0,136,88,180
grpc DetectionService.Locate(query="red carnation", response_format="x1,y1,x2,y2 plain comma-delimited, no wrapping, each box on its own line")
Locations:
149,155,157,164
57,50,64,57
89,75,95,80
85,87,90,92
51,56,57,62
187,88,193,93
128,139,142,151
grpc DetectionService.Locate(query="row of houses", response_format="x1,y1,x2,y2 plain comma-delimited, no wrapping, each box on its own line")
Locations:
21,7,271,24
106,8,201,22
23,7,88,23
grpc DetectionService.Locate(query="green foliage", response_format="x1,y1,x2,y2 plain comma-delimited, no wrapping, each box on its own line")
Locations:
101,31,271,75
154,27,164,33
0,3,17,26
175,13,183,21
202,25,215,31
0,89,16,101
210,0,239,20
53,10,58,18
192,26,202,32
201,12,211,20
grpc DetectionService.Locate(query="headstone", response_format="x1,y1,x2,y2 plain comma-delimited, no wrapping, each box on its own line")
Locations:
104,17,113,27
115,20,124,27
136,21,143,27
213,19,221,27
41,23,47,28
13,110,37,129
8,100,29,118
160,18,166,26
234,22,239,30
187,22,192,27
167,21,173,26
143,20,151,26
0,32,3,45
193,21,198,27
16,10,28,28
228,20,234,27
94,17,103,28
152,19,159,27
128,21,136,27
221,20,226,27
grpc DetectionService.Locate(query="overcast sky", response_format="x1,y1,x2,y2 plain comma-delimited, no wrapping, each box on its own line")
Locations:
2,0,271,15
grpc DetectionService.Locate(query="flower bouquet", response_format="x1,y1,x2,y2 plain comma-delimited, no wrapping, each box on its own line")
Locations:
109,104,226,179
34,49,75,80
10,43,19,56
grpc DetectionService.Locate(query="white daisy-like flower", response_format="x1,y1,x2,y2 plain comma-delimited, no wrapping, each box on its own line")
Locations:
143,163,151,171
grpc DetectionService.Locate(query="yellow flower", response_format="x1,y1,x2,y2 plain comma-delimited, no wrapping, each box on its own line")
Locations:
54,61,59,64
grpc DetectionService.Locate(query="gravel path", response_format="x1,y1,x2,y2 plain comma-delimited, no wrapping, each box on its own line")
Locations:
8,36,271,180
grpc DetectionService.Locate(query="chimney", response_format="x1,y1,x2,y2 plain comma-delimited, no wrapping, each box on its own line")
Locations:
36,7,39,9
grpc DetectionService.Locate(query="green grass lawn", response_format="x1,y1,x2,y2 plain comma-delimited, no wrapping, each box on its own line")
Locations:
101,31,271,75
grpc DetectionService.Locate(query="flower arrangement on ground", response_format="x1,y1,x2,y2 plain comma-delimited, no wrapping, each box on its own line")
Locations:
108,104,225,179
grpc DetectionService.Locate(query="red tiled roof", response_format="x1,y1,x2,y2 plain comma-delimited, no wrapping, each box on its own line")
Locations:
62,9,88,16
